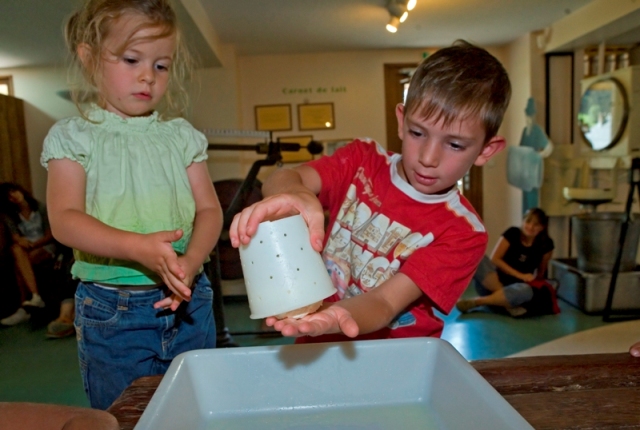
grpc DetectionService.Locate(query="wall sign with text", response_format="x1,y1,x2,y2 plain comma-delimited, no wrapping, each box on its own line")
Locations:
282,86,347,95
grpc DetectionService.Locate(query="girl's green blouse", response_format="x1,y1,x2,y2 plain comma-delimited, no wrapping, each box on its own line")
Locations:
41,106,208,285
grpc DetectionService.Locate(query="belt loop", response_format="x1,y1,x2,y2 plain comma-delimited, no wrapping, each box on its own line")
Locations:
117,290,130,311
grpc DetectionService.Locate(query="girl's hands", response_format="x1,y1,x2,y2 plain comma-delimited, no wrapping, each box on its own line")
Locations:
153,293,183,311
136,229,192,303
153,254,201,311
264,304,359,338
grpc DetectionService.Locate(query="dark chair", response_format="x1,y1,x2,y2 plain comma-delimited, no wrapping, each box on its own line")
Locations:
0,219,20,319
213,178,263,280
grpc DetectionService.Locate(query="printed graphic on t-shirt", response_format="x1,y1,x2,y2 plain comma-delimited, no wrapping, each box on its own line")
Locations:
323,183,434,329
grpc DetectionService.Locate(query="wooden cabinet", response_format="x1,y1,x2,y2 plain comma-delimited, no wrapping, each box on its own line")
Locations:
0,93,31,192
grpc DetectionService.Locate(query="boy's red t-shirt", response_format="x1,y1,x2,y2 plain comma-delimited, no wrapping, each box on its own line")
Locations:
297,139,487,343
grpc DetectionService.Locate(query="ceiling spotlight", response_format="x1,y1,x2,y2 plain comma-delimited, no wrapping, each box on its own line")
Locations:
387,1,407,19
386,16,399,33
385,0,416,32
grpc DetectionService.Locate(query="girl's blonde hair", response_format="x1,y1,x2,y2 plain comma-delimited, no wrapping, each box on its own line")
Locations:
65,0,193,119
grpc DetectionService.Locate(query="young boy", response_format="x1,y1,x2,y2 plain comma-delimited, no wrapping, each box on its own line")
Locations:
229,40,511,342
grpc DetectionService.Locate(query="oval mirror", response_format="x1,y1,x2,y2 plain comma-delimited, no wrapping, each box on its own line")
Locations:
578,77,629,151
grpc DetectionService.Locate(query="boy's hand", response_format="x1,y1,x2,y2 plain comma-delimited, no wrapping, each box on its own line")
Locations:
229,192,325,252
264,304,359,338
136,230,191,302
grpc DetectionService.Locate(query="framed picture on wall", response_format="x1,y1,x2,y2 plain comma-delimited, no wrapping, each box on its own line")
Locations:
298,103,335,131
277,135,314,163
255,104,292,131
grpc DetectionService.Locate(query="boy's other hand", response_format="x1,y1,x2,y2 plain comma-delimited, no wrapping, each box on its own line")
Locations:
229,192,325,252
264,304,359,338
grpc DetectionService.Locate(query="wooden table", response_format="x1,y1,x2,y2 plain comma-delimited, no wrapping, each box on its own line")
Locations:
108,352,640,429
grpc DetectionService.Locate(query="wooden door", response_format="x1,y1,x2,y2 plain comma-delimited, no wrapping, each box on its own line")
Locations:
384,63,415,154
0,94,31,192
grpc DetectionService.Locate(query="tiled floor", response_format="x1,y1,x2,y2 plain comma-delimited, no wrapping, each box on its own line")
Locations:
0,283,625,408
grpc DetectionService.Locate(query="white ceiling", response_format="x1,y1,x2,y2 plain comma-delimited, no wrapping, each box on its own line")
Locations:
0,0,630,69
203,0,594,55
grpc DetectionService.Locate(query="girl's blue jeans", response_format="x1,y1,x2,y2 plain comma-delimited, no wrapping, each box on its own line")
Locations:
74,273,216,410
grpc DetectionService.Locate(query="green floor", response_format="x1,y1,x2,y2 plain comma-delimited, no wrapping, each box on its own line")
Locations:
0,284,612,407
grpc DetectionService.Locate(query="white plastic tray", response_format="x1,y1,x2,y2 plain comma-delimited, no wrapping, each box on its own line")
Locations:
135,338,532,430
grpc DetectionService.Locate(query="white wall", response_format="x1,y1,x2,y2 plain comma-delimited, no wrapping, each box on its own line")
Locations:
189,44,245,182
237,49,427,145
233,49,429,181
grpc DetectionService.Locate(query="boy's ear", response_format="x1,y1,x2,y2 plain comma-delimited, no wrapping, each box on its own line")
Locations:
395,103,405,139
474,135,506,166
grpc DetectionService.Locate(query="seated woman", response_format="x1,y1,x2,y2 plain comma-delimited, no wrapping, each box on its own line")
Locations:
0,183,56,325
456,207,555,317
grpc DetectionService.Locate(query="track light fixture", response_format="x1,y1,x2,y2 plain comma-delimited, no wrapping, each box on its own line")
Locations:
385,0,417,33
386,16,400,33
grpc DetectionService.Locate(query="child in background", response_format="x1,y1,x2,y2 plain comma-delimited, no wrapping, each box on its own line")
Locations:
42,0,222,409
0,182,55,325
456,207,556,317
230,40,510,342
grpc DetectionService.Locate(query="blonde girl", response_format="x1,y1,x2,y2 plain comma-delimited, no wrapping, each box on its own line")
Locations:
41,0,222,409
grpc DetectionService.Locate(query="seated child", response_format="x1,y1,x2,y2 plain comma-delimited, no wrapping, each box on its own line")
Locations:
456,207,557,317
0,182,55,325
229,40,511,342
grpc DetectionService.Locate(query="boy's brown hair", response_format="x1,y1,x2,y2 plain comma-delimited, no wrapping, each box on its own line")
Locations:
404,40,511,143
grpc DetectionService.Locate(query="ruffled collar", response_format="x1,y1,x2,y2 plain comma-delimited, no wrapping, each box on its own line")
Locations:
86,104,159,131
